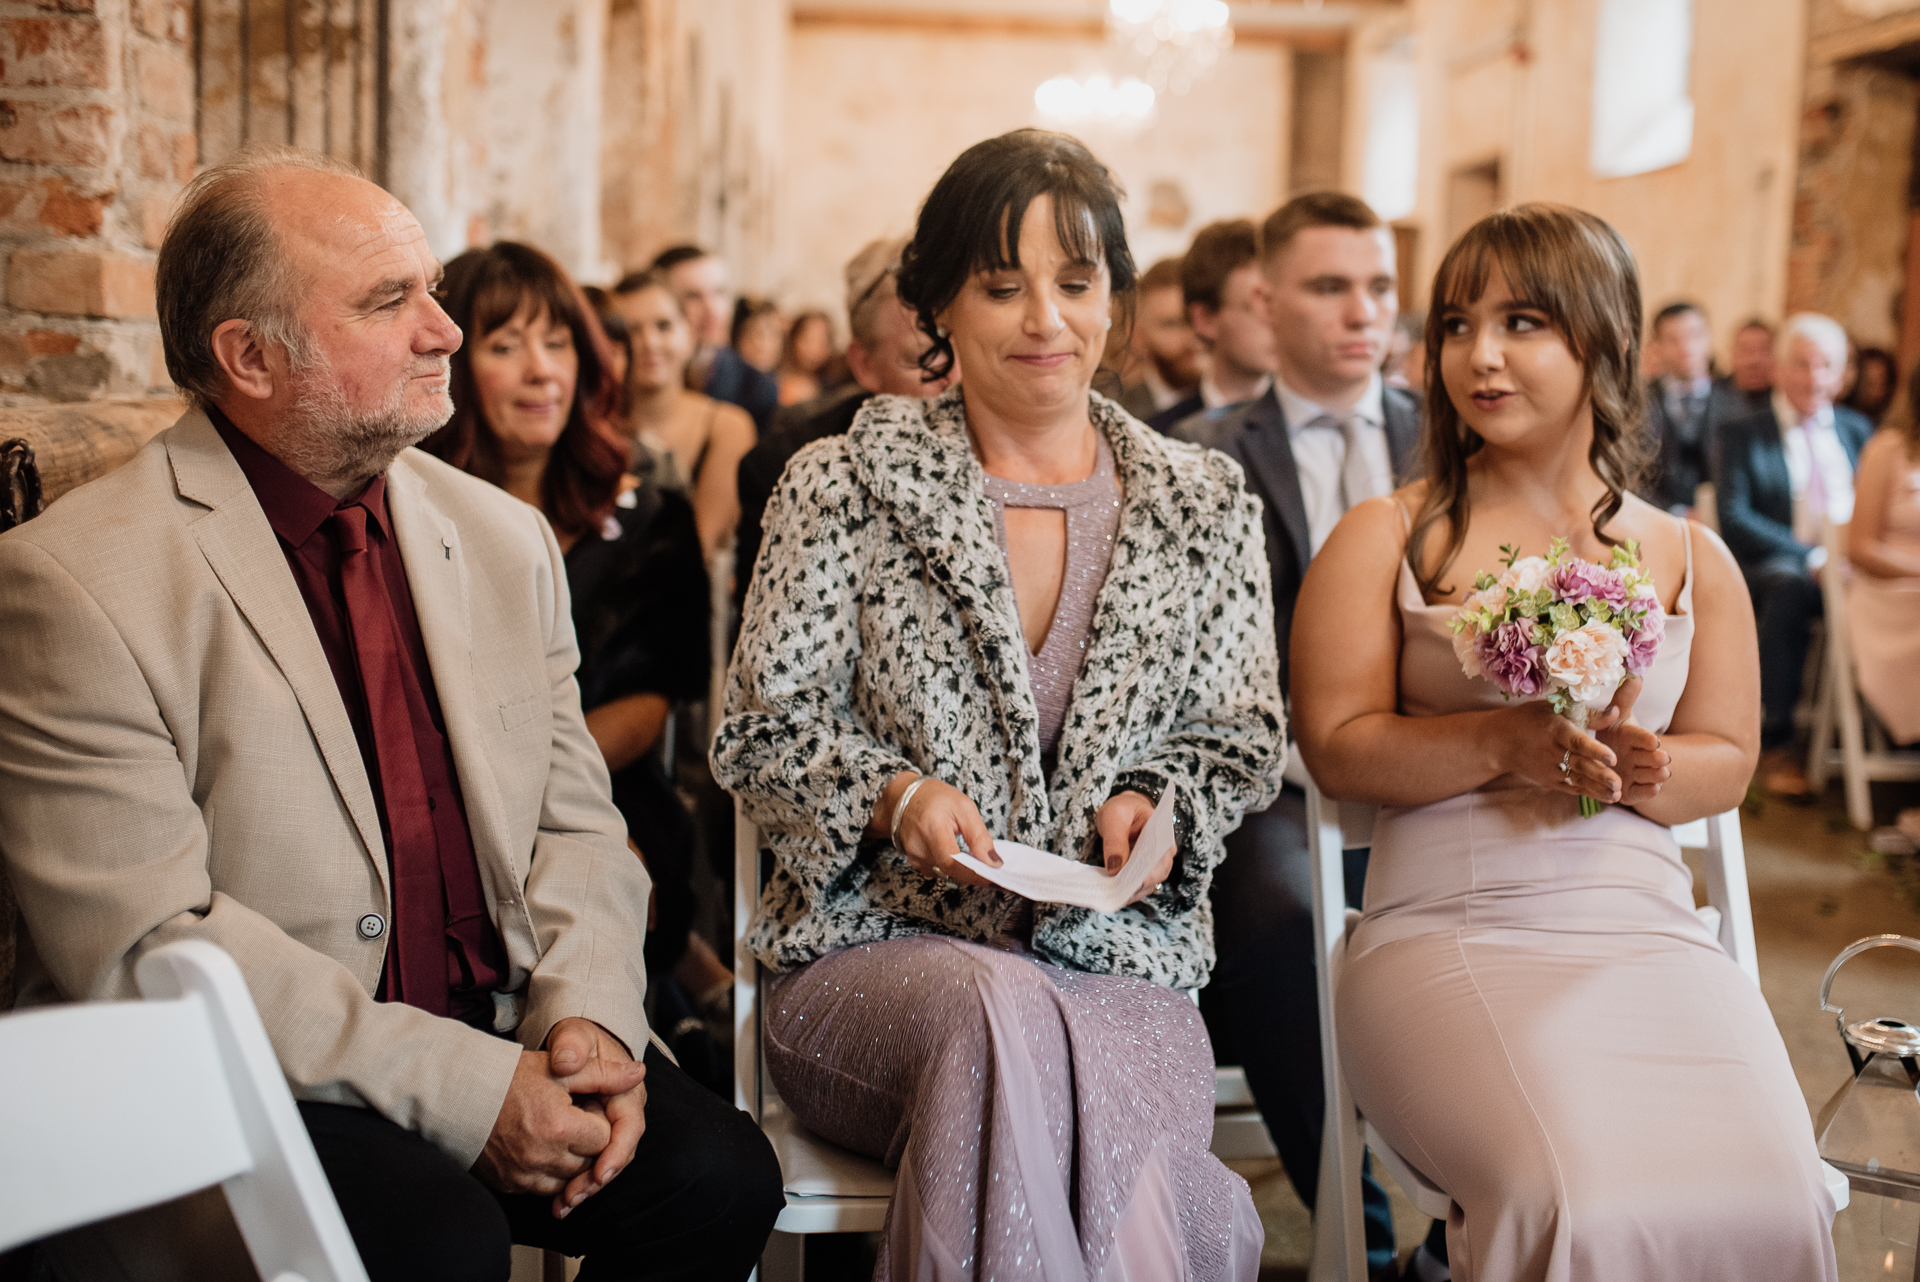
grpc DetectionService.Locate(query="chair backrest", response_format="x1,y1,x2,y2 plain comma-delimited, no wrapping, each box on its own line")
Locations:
0,940,368,1282
734,798,763,1120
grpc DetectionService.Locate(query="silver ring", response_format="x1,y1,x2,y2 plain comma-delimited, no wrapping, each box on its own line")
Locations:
1559,749,1572,781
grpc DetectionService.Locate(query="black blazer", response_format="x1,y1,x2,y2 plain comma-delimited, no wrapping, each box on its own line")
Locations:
1146,389,1204,435
1174,385,1423,689
1640,378,1749,513
1716,404,1873,578
733,384,873,611
704,344,780,438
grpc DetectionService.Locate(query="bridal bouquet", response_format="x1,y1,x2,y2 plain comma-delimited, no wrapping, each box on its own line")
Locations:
1451,537,1665,816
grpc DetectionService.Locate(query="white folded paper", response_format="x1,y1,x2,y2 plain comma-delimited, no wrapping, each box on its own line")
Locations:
950,785,1176,914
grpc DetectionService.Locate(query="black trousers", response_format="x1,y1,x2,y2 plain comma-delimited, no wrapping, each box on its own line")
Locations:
1748,567,1824,750
1199,784,1402,1272
300,1046,783,1282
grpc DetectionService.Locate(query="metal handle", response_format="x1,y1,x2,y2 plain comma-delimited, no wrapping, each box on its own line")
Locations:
1819,934,1920,1031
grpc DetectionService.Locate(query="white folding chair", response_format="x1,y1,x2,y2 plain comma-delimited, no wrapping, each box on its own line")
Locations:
0,939,368,1282
734,801,893,1282
1304,782,1850,1282
1807,521,1920,830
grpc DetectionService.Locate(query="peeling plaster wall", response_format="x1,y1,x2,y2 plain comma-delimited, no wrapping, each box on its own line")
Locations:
386,0,609,282
1787,60,1916,347
779,23,1287,326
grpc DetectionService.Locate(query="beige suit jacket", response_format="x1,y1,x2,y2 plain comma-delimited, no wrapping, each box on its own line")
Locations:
0,408,653,1165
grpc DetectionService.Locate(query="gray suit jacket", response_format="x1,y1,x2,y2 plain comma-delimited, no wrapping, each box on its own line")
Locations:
1174,385,1423,691
0,409,654,1164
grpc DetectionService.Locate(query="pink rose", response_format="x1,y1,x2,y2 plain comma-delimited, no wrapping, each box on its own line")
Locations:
1622,599,1665,675
1544,619,1629,706
1551,560,1628,608
1482,619,1547,696
1453,624,1486,679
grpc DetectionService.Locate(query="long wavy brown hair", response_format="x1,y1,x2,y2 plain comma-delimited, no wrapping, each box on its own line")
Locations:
1409,203,1651,598
422,242,627,540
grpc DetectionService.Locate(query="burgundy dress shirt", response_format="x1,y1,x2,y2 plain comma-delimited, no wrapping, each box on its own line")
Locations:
211,410,506,1025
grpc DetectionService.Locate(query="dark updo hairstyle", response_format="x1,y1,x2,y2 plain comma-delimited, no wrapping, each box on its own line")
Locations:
1409,203,1651,598
422,241,627,539
896,128,1137,383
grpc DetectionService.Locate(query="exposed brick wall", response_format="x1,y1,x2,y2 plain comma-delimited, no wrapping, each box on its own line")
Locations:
0,0,191,405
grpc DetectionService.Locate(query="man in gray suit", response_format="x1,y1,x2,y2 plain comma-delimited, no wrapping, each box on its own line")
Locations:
1640,300,1748,516
1177,191,1427,1281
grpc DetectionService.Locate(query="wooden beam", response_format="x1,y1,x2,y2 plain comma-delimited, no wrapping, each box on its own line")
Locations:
1809,12,1920,65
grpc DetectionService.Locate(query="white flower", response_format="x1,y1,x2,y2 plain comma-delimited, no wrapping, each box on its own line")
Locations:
1464,583,1509,616
1543,619,1628,707
1452,624,1484,679
1499,556,1551,595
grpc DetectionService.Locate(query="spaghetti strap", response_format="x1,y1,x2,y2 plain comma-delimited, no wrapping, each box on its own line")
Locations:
1393,496,1413,533
1673,512,1695,614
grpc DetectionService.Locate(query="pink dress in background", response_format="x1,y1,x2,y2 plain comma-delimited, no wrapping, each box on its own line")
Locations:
1847,451,1920,743
1337,524,1838,1282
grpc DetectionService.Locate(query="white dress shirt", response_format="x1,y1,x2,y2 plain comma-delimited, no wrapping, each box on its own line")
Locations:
1772,392,1855,553
1275,373,1394,554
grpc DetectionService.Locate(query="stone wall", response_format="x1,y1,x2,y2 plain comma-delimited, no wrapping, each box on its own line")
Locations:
0,0,191,406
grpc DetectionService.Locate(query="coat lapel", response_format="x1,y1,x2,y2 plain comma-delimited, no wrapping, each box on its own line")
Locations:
384,457,525,916
848,392,1049,825
1382,387,1423,480
167,411,389,894
1233,390,1312,577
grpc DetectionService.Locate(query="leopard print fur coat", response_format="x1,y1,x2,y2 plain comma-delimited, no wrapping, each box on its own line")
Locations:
711,387,1284,990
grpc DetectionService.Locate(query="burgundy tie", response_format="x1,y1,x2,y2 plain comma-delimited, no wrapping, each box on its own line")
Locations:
330,503,451,1016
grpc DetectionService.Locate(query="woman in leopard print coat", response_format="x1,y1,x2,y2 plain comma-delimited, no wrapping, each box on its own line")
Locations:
711,128,1282,1280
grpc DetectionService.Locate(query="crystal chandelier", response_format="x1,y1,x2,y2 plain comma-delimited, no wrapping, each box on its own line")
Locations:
1108,0,1235,97
1034,74,1158,132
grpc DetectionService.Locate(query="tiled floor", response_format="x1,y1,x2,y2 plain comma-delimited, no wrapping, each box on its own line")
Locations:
1237,775,1920,1281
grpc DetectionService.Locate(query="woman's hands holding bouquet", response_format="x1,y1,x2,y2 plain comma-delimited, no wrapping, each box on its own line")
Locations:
1503,676,1671,806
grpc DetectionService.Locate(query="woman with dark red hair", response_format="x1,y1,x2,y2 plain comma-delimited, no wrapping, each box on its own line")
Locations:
424,243,714,1073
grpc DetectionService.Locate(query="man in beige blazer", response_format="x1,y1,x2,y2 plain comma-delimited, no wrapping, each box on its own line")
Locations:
0,147,780,1280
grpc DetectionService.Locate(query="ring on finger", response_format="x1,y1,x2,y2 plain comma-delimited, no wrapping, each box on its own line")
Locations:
1558,748,1572,783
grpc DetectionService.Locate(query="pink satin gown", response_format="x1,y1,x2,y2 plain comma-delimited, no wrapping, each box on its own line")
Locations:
1847,451,1920,743
1337,522,1838,1282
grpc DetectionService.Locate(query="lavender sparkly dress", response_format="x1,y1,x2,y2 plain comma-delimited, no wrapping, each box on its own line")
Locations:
762,432,1264,1281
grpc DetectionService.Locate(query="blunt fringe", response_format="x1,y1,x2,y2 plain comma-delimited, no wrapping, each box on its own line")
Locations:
1409,203,1651,598
156,145,362,407
420,242,627,540
897,128,1136,383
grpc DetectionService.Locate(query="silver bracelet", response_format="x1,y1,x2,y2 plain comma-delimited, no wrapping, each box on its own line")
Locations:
889,775,932,851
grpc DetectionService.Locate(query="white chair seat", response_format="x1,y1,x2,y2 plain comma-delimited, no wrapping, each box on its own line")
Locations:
761,1103,896,1202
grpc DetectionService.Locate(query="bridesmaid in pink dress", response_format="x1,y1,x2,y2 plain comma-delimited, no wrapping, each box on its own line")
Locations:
1290,204,1837,1281
1846,419,1920,744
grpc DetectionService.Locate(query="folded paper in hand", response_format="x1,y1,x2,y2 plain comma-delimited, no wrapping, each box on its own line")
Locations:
951,786,1176,914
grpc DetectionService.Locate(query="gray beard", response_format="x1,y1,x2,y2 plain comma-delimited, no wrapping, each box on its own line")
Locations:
278,363,452,490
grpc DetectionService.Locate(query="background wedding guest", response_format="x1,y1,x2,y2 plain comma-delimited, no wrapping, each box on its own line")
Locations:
714,128,1281,1279
1296,201,1838,1282
1845,345,1898,426
583,284,632,398
1846,366,1920,747
729,295,786,375
613,268,757,562
1640,300,1748,516
419,242,727,1090
733,235,954,611
0,146,781,1279
1116,254,1203,420
1149,218,1277,434
776,308,838,405
1175,188,1424,1281
1718,312,1872,796
1728,317,1778,413
628,244,779,436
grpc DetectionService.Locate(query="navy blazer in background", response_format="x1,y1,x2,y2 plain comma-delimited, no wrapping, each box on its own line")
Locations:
1640,378,1749,513
1146,387,1205,435
1175,385,1422,690
1716,404,1872,578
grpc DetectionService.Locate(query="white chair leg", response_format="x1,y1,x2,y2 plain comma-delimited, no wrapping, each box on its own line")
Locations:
1307,785,1368,1282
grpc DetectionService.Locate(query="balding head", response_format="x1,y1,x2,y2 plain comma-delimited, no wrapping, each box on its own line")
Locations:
159,145,462,496
157,146,365,405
